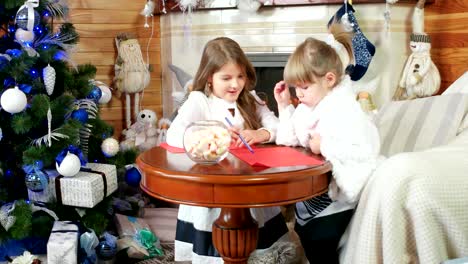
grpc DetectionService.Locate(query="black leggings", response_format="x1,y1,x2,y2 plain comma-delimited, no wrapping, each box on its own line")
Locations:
295,209,354,264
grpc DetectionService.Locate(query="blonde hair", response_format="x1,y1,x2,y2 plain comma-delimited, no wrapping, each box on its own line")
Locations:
192,37,262,130
284,22,353,87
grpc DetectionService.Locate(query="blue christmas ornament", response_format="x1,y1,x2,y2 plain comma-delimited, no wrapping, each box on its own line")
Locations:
125,167,142,187
5,49,22,58
96,240,117,260
71,108,89,124
23,160,49,192
86,86,102,103
25,171,48,192
15,7,40,31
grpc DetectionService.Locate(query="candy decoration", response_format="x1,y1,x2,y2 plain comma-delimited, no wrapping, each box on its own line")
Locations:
43,64,56,95
0,86,27,114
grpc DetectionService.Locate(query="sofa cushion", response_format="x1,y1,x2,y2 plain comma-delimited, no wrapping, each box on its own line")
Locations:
376,94,468,157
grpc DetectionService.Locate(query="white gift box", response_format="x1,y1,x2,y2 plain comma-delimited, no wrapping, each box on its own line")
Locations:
47,221,79,264
27,163,117,208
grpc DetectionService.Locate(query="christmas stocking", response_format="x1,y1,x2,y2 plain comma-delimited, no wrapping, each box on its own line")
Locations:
329,3,376,81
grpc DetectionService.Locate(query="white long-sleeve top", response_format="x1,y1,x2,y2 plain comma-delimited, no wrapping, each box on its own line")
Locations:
276,76,381,203
167,91,279,148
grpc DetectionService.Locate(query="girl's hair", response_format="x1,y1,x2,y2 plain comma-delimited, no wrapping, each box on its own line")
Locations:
192,37,262,130
284,22,353,87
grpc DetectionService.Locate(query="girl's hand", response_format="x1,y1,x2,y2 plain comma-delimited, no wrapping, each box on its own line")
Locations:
231,129,270,147
273,81,291,111
309,132,321,155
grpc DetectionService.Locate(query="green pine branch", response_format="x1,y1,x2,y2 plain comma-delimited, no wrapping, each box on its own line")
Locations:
3,0,24,9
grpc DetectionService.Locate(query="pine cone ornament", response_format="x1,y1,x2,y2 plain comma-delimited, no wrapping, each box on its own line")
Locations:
43,64,56,95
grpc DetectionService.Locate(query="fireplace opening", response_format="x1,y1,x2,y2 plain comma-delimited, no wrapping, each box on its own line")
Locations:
247,53,296,116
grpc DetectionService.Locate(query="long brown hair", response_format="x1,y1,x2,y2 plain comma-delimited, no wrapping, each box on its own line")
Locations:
284,21,353,87
192,37,262,130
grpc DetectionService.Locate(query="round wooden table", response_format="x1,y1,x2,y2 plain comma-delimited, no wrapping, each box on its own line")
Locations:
137,146,331,264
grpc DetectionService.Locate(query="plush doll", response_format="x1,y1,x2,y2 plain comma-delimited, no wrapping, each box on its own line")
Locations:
393,0,441,100
168,64,194,120
120,109,158,151
114,33,150,128
156,118,171,146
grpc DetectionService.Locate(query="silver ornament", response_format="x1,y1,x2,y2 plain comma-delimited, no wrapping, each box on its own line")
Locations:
15,7,40,31
25,172,46,192
43,64,56,95
0,202,16,231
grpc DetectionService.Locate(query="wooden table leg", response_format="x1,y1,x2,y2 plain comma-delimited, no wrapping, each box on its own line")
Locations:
212,208,259,264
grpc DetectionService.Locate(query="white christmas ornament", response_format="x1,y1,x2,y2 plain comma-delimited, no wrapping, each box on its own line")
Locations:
92,80,113,104
1,86,27,114
98,85,112,104
43,64,56,95
56,151,81,177
101,138,120,157
15,28,35,43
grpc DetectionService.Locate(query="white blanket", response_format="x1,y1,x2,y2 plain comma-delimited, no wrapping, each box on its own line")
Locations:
340,129,468,264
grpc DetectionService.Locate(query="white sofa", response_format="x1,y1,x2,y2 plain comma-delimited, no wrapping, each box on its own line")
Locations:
340,93,468,264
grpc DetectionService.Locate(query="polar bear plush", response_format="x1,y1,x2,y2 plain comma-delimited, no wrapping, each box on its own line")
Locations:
120,109,158,151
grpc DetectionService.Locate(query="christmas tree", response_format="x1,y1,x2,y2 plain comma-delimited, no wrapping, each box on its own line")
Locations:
0,0,138,253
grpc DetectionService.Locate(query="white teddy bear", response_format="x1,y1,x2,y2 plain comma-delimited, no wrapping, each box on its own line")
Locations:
120,109,158,151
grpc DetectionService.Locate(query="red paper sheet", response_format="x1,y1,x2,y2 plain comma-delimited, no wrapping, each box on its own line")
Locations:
160,143,185,153
230,146,324,168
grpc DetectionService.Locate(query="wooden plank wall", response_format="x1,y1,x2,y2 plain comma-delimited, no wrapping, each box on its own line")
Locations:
426,0,468,92
68,0,162,139
67,0,466,138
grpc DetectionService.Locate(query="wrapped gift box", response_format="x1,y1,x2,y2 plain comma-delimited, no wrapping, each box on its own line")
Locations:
28,163,117,208
115,214,153,259
143,208,178,243
47,221,79,264
115,213,151,238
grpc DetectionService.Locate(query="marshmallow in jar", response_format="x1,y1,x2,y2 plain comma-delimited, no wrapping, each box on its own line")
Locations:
183,120,231,164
